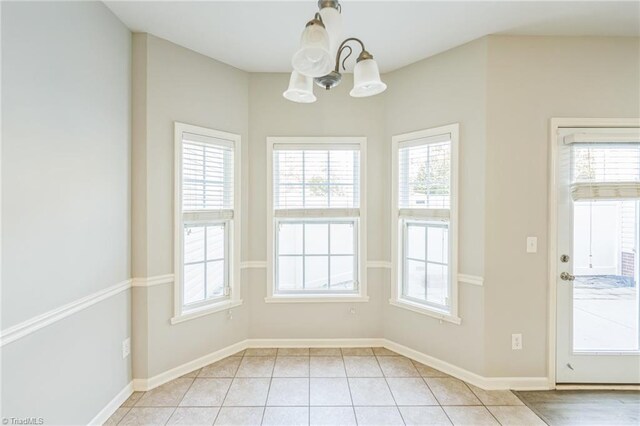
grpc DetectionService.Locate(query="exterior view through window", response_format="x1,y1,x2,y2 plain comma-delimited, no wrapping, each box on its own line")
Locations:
269,138,365,298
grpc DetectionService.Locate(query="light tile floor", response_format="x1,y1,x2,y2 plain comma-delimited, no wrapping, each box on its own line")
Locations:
106,348,546,425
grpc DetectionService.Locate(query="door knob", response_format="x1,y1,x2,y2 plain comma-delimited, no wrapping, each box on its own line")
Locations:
560,272,575,281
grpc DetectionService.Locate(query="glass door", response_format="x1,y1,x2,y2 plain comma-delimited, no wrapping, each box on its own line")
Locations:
556,127,640,384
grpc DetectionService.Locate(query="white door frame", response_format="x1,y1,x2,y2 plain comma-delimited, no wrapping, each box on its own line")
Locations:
548,117,640,388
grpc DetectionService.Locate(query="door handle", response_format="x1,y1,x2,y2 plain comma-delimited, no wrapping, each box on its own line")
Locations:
560,272,575,281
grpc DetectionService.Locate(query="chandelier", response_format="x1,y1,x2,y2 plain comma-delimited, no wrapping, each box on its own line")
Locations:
284,0,387,103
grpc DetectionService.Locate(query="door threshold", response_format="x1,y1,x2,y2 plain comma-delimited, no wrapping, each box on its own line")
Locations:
556,384,640,390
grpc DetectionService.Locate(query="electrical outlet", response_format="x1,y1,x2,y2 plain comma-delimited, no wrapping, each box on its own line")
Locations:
349,307,356,315
526,237,537,253
122,338,131,358
512,333,522,350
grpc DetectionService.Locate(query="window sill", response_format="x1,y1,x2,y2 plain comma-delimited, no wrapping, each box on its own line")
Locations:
265,295,370,304
171,299,243,325
388,298,461,325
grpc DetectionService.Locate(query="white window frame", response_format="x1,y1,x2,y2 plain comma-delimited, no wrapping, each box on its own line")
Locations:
172,122,242,324
266,137,368,303
390,124,460,324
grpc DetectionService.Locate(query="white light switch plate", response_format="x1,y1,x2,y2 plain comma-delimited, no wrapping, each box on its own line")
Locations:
122,338,131,358
526,237,537,253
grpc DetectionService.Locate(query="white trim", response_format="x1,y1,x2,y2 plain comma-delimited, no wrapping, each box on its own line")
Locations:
388,299,462,325
241,261,268,269
247,338,384,348
555,384,640,390
457,274,484,286
0,279,131,347
264,296,370,303
131,274,174,288
170,300,243,325
88,381,133,425
174,122,242,322
391,123,460,322
382,339,549,391
266,136,368,301
548,117,640,389
367,261,392,269
133,340,247,391
133,338,548,393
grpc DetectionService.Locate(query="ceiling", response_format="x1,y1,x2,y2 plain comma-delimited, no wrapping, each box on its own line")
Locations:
105,1,640,73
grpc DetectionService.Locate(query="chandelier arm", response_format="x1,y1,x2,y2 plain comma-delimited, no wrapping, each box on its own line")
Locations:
333,37,366,72
339,45,353,71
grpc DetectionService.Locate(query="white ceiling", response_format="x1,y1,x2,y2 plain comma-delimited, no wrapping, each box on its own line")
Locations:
105,1,640,73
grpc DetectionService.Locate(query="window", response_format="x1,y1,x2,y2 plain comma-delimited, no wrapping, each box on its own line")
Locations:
391,124,459,323
266,137,368,302
173,123,242,323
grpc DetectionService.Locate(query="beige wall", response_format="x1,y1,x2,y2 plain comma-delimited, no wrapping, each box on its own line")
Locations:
131,34,250,378
247,73,387,339
130,33,640,383
483,36,640,377
382,39,488,375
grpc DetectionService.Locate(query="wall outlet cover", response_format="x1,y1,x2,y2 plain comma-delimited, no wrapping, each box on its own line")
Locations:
122,337,131,358
511,333,523,350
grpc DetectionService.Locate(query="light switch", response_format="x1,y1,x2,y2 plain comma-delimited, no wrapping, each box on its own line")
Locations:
526,237,537,253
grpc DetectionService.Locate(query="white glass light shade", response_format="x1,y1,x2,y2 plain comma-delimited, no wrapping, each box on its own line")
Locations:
319,7,343,55
283,71,317,103
292,23,333,78
350,58,387,98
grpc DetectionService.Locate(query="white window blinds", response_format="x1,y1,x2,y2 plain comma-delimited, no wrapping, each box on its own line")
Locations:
398,135,451,218
182,132,234,212
565,131,640,201
273,146,360,215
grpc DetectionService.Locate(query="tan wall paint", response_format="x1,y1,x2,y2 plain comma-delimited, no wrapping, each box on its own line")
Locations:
483,36,640,377
129,33,640,382
382,38,488,375
247,73,387,338
131,34,250,377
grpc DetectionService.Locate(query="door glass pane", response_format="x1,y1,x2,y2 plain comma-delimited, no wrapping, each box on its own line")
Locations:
573,200,639,351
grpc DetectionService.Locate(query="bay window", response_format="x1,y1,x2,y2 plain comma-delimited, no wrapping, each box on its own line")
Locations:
173,123,242,323
266,137,368,302
391,124,460,323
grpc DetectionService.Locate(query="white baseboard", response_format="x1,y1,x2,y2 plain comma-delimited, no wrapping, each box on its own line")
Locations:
246,337,385,348
383,339,550,391
129,337,550,395
133,340,247,391
556,384,640,390
89,381,133,425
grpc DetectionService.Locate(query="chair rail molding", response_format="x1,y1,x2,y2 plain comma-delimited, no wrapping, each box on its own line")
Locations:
0,279,132,347
131,274,174,288
457,273,484,286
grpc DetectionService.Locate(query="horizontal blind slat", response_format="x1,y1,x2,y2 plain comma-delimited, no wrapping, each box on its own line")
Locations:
182,139,234,211
398,140,451,210
274,148,360,210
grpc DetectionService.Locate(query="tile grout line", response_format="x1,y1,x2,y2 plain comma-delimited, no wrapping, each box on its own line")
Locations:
210,356,241,426
460,380,503,425
259,351,276,425
163,376,197,425
373,353,407,425
341,348,359,426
